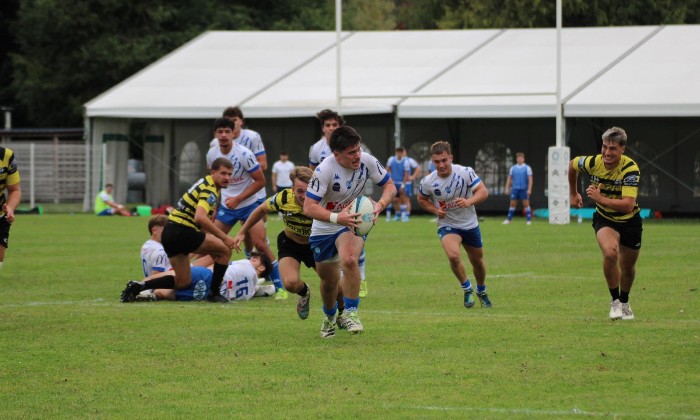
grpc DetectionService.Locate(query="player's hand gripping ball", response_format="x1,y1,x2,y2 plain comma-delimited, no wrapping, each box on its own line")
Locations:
350,195,375,236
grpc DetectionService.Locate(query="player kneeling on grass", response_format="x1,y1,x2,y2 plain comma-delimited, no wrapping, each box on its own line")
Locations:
304,125,396,338
417,141,492,309
121,156,237,303
133,253,274,302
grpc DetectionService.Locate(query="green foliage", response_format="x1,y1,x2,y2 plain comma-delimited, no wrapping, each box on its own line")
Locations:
344,0,397,30
0,214,698,417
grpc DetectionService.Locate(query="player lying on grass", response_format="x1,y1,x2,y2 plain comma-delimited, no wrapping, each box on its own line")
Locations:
131,253,274,302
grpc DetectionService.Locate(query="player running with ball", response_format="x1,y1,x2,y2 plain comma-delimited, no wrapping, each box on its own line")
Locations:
304,126,396,338
417,141,492,309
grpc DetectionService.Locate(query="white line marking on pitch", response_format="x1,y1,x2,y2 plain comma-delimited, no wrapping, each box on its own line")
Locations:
396,405,699,419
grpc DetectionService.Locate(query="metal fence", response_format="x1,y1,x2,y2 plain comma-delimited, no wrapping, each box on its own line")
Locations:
2,141,88,206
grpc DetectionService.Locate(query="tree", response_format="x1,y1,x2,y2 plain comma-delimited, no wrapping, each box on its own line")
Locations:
10,0,260,126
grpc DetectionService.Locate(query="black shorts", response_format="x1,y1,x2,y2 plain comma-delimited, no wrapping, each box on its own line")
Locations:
161,222,206,257
0,217,10,248
277,231,315,268
593,212,643,250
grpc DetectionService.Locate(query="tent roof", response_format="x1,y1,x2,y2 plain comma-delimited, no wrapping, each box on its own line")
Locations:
84,25,700,119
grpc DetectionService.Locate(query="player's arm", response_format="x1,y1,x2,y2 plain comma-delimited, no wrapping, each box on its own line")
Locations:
469,183,488,206
505,174,512,193
224,168,265,209
271,170,278,193
375,179,397,216
232,201,269,251
411,166,422,182
456,182,488,208
417,192,443,218
527,174,533,196
3,183,21,223
586,184,636,213
194,205,235,248
568,161,583,208
256,154,268,171
303,195,359,229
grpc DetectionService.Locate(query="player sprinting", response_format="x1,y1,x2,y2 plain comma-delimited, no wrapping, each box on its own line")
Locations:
309,109,370,298
417,141,492,309
304,126,396,337
568,126,642,321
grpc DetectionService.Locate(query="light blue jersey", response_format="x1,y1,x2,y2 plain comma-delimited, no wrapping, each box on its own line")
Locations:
386,156,410,185
509,163,532,190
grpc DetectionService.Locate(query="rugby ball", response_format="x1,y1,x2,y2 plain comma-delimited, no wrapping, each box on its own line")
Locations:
349,195,376,236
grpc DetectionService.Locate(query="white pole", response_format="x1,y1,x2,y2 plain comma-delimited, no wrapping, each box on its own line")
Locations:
30,143,35,208
555,0,563,147
335,0,342,111
548,0,570,225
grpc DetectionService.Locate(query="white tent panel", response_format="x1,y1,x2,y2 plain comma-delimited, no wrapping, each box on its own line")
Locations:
85,31,342,118
398,26,659,118
566,25,700,117
244,30,501,116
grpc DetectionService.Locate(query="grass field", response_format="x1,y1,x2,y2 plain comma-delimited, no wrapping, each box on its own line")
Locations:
1,214,698,418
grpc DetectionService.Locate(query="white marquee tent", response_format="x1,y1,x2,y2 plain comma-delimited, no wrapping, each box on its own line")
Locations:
83,25,700,211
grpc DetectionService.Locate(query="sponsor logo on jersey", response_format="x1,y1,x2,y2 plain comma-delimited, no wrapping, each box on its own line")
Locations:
623,174,639,186
332,182,340,192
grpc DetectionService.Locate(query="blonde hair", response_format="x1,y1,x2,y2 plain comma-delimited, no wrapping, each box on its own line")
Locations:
289,166,313,184
602,127,627,146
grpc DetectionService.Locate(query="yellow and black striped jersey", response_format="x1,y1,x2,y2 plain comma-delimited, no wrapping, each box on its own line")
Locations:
571,154,640,222
265,188,312,237
169,175,219,230
0,147,21,215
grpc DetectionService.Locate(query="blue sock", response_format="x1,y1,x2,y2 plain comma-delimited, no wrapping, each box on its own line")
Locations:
461,279,472,290
343,297,360,312
323,302,338,317
270,260,284,291
526,206,531,221
507,207,515,220
476,284,486,294
244,249,251,259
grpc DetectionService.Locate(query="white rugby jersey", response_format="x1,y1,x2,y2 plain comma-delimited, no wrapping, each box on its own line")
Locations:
306,152,390,236
206,143,260,209
308,138,332,167
419,164,482,231
220,260,258,301
140,239,171,277
235,129,267,201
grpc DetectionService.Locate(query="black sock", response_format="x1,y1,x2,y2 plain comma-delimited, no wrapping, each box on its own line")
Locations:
297,283,308,297
620,290,630,303
144,275,175,290
211,263,227,296
609,287,620,301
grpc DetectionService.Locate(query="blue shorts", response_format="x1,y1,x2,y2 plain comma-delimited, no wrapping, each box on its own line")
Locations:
510,188,529,201
216,202,258,226
96,208,114,216
309,228,356,262
437,226,483,248
404,183,414,198
175,266,212,301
